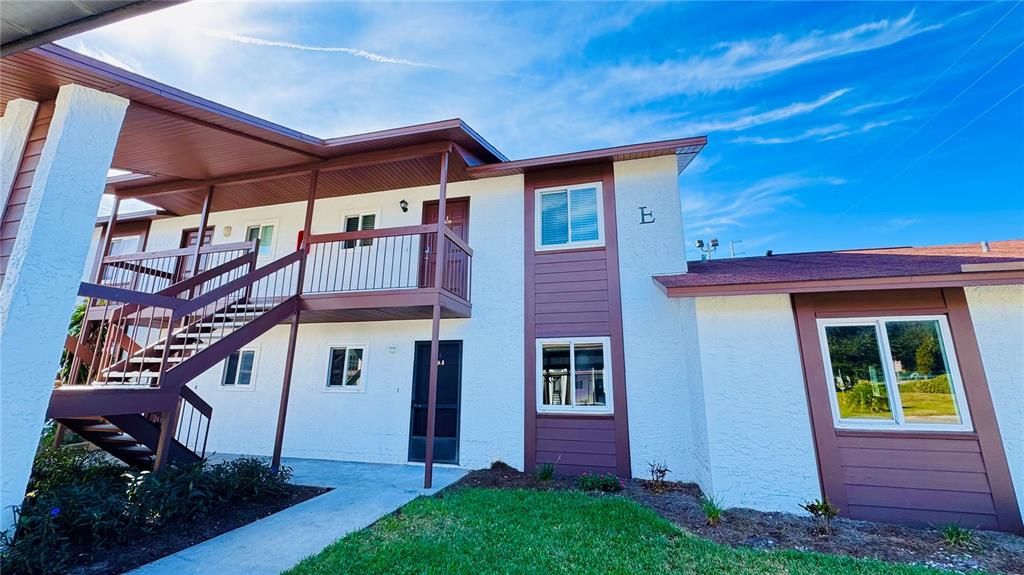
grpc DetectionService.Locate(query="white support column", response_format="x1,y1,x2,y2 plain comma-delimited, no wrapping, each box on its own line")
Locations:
0,85,128,533
0,99,39,209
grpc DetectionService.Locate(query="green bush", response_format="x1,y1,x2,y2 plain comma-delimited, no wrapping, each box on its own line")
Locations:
898,374,950,394
699,494,724,526
1,450,292,575
576,472,623,492
534,463,556,482
843,381,890,413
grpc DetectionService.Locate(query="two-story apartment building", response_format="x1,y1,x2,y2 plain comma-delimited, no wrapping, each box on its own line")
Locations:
3,44,1022,534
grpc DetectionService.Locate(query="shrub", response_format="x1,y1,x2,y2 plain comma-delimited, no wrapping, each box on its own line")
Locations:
648,461,671,493
899,374,950,394
535,463,556,482
1,451,291,575
801,497,840,535
699,494,724,526
576,472,623,492
844,381,890,413
939,522,977,549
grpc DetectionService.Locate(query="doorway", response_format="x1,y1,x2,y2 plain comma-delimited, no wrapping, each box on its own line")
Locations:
418,198,469,295
408,340,462,465
176,226,214,282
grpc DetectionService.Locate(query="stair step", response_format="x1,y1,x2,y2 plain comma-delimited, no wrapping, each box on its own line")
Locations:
126,356,184,365
99,435,140,446
79,423,120,434
111,444,153,454
104,371,160,379
166,344,210,350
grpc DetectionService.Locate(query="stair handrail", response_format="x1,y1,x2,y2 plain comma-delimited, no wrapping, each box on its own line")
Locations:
170,250,303,321
101,240,259,265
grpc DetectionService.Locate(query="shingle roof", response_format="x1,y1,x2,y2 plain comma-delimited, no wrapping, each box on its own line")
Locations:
655,240,1024,295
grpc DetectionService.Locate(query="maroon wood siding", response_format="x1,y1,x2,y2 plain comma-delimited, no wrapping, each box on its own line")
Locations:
793,288,1023,533
0,100,51,285
524,163,631,477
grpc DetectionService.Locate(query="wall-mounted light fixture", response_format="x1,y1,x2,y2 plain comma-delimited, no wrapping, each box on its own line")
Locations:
399,199,409,213
223,225,232,237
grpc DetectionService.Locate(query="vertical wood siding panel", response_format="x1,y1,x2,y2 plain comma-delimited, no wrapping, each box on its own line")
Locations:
0,100,53,285
524,164,630,476
794,289,1023,533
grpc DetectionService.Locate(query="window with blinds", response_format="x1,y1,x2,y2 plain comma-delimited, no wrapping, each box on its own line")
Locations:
343,213,377,248
536,183,603,250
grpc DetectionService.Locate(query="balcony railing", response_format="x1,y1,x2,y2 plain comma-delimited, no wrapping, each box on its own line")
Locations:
98,240,259,295
304,225,471,303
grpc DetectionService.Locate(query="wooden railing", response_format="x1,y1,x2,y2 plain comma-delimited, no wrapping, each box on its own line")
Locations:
304,225,472,302
99,240,258,294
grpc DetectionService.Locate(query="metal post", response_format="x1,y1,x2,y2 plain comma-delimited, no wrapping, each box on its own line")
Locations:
191,185,213,277
424,150,449,489
270,170,317,471
153,399,181,470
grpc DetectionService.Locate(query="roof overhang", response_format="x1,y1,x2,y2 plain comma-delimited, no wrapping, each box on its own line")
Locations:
655,270,1024,298
1,1,180,57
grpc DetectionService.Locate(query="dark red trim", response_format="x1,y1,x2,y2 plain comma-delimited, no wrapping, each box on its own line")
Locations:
523,163,631,477
793,288,1022,533
661,272,1024,297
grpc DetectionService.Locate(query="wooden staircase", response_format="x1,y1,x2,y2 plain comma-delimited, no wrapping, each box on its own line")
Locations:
49,248,303,469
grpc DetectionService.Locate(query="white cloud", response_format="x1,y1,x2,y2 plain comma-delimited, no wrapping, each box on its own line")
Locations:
678,89,851,136
683,174,846,233
203,30,443,68
731,124,847,145
604,10,943,98
818,117,910,141
841,97,910,115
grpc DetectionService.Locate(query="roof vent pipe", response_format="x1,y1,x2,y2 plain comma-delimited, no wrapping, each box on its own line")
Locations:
981,241,991,253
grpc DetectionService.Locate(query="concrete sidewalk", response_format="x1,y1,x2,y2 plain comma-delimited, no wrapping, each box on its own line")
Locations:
127,456,465,575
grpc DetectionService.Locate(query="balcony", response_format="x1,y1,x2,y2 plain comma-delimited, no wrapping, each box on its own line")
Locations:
299,224,472,322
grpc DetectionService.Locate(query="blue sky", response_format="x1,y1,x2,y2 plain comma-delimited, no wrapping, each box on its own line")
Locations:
66,1,1024,259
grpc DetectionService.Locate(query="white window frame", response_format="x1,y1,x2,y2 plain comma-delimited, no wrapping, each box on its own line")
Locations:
323,342,369,393
244,220,278,259
341,211,380,249
220,347,258,391
534,182,605,251
536,337,613,414
816,315,973,432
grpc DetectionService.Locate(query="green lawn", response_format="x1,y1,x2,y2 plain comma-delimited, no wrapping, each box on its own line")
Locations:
285,488,962,575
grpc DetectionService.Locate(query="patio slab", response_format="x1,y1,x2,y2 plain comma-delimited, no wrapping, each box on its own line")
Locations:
127,456,466,575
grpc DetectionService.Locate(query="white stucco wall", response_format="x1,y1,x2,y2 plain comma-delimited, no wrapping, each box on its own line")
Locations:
150,175,525,471
0,86,128,532
693,294,820,513
613,157,703,481
965,285,1024,522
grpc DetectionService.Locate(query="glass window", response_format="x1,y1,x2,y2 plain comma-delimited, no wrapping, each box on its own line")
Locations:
819,316,971,430
246,224,275,257
537,184,602,249
101,235,141,283
823,324,894,421
343,213,376,248
884,319,963,425
327,346,365,389
222,350,255,387
539,339,610,412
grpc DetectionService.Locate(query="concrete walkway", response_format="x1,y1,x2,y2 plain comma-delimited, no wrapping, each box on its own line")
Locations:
128,456,466,575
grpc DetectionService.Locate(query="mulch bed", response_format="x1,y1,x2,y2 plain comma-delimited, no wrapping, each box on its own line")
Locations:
448,463,1024,575
65,485,330,575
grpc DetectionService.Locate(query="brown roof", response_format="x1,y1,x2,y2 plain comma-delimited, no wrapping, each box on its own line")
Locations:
1,44,705,216
655,240,1024,296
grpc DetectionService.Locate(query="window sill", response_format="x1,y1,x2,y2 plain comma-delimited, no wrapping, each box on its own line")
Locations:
834,428,978,440
537,408,613,417
323,386,365,394
219,386,255,392
535,242,605,253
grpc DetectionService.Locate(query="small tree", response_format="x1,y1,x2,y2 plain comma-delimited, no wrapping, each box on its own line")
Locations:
915,335,938,376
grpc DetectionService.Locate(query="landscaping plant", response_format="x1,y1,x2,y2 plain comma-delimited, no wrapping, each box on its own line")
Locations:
648,461,671,493
576,472,623,492
0,448,293,575
699,494,724,526
938,522,977,550
800,497,840,535
534,463,556,482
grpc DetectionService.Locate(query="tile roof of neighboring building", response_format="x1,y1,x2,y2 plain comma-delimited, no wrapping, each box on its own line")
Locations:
655,240,1024,296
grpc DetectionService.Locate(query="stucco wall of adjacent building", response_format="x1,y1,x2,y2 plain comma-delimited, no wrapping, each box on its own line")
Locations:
152,175,525,471
613,156,703,481
965,285,1024,523
0,86,128,532
693,294,821,513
